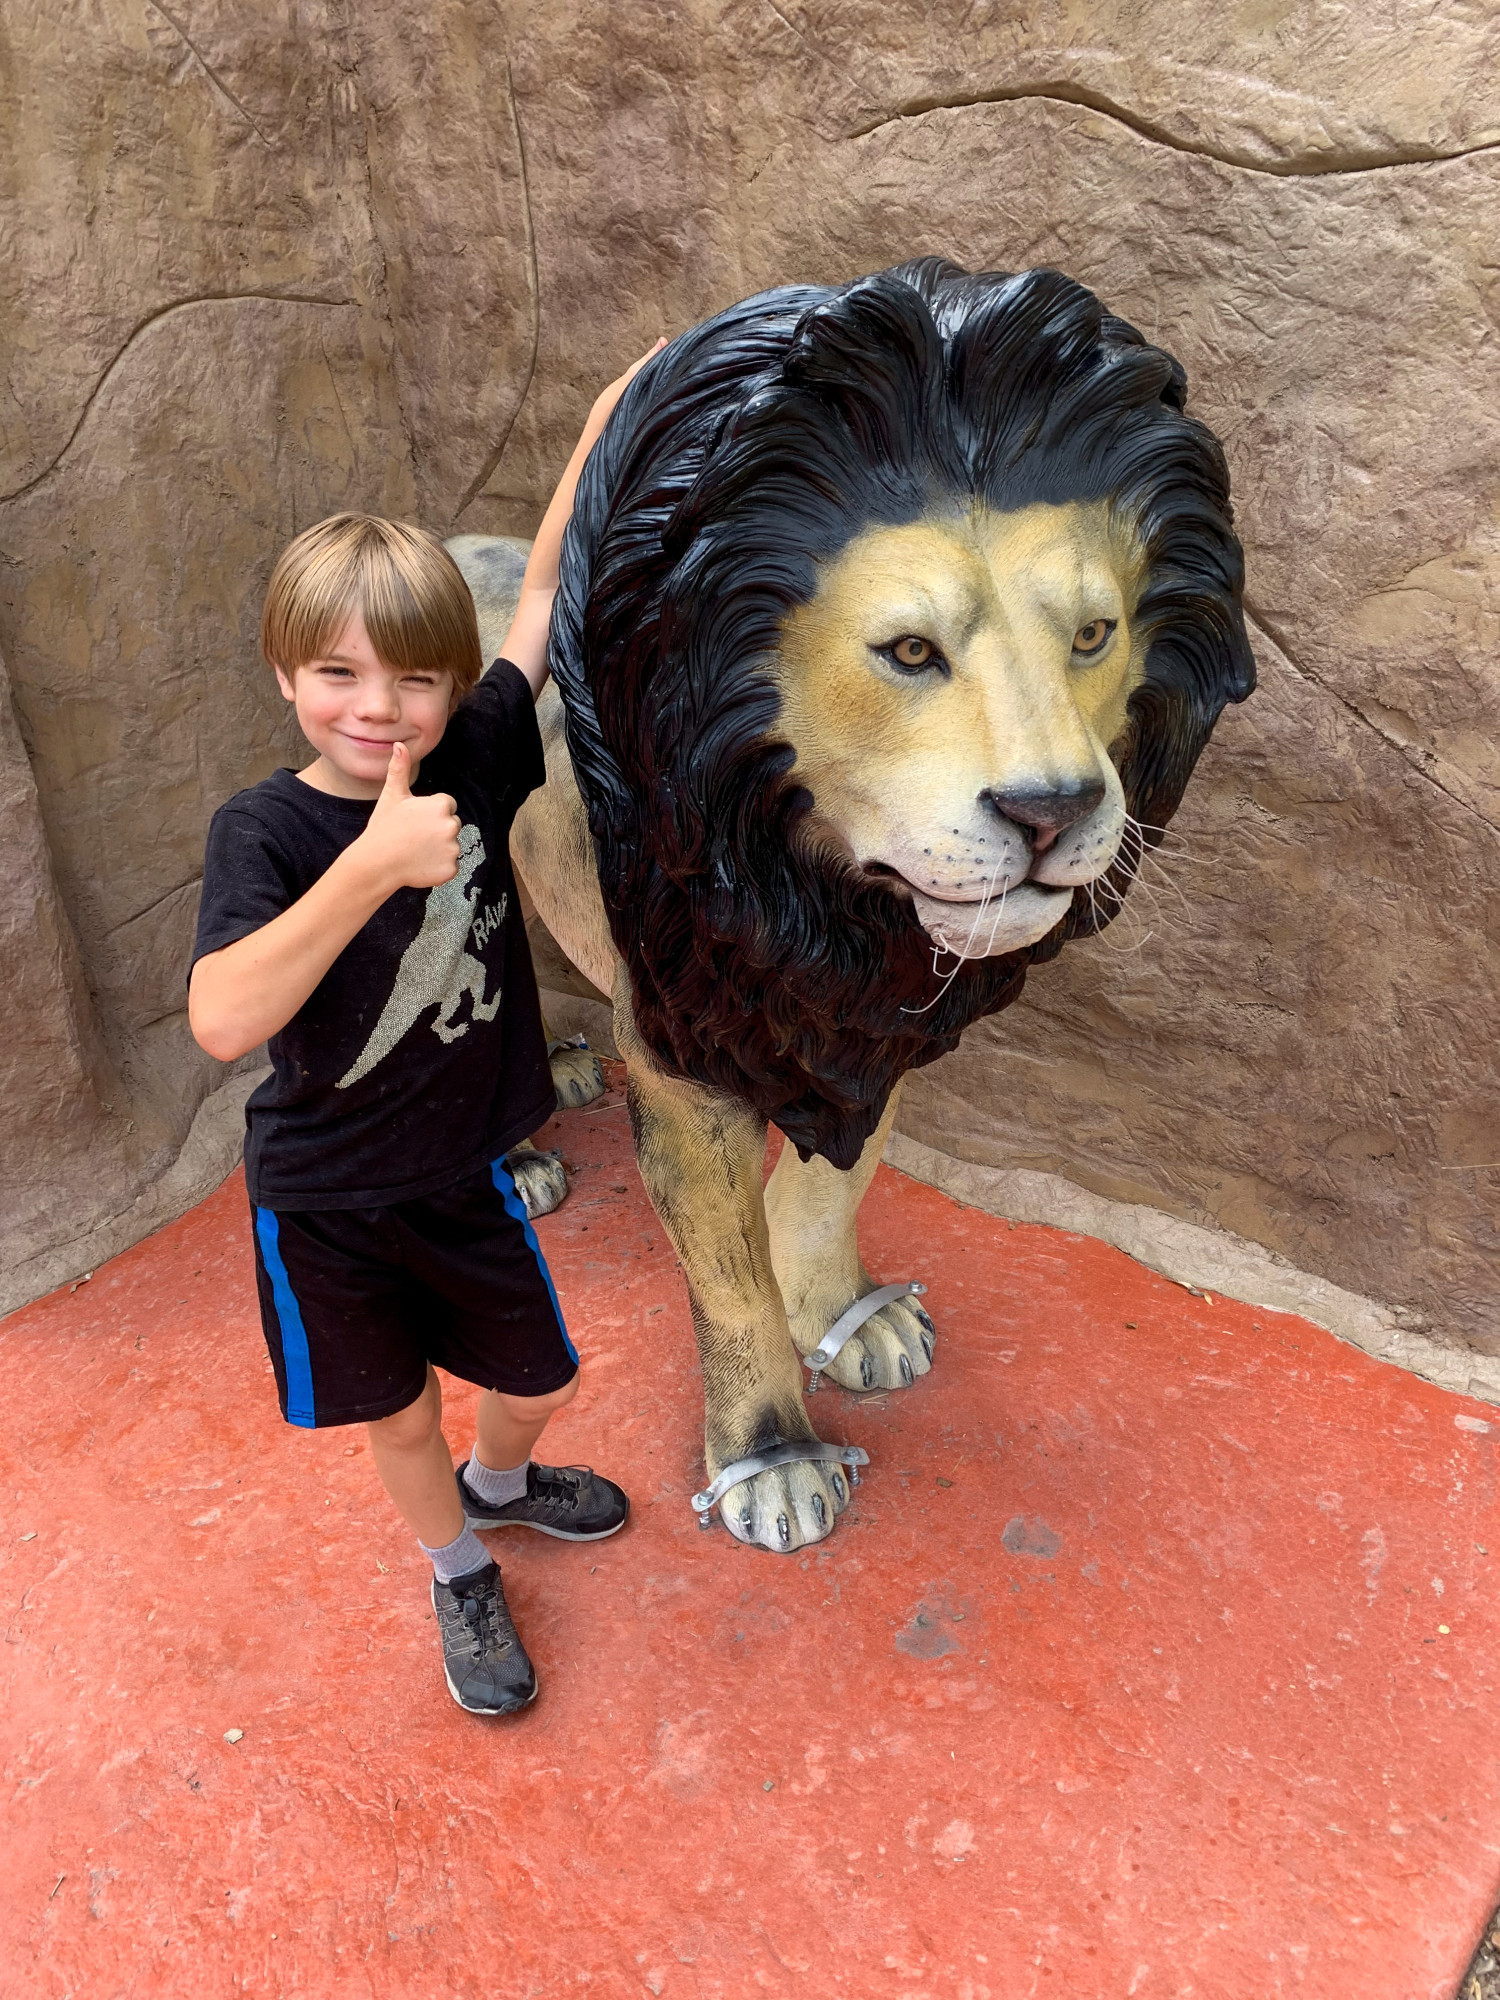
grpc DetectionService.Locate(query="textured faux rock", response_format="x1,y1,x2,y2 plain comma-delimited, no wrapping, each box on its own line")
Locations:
2,2,1495,1353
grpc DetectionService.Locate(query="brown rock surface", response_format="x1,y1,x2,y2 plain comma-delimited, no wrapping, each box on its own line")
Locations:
0,639,146,1267
3,2,1495,1357
0,1,520,1304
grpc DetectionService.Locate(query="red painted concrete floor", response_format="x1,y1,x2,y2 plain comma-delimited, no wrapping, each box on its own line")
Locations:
5,1081,1499,2000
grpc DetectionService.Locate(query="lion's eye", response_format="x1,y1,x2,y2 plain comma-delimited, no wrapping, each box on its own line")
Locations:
1072,619,1116,658
882,635,942,673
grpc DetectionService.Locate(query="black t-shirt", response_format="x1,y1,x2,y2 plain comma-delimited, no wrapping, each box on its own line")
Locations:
191,661,555,1211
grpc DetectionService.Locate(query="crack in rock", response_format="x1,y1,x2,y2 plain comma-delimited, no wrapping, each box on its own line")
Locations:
848,84,1500,180
455,63,540,525
0,294,358,506
1244,601,1500,842
146,0,275,148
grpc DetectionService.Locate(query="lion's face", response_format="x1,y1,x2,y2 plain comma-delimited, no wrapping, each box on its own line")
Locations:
774,500,1148,958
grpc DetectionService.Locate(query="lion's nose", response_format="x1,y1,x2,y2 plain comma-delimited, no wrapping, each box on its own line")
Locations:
982,780,1106,843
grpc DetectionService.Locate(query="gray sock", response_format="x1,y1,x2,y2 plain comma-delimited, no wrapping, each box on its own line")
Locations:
422,1524,490,1584
464,1451,530,1507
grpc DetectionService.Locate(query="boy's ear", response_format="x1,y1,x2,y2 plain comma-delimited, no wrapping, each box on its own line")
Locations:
272,664,297,703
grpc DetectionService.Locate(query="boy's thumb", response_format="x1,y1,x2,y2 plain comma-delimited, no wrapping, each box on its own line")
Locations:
381,741,410,796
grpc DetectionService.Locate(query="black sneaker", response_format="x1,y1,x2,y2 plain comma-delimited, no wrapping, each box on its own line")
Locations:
431,1560,537,1716
457,1460,629,1541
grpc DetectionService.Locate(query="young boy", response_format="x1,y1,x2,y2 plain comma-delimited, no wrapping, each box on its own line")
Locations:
189,347,660,1716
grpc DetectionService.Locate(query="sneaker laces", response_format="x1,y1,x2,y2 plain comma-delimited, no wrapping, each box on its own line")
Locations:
456,1581,511,1658
533,1464,588,1513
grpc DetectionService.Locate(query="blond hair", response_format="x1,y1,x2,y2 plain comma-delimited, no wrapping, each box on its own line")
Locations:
261,515,484,695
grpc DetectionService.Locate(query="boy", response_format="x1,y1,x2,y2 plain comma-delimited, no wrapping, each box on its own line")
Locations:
189,346,661,1715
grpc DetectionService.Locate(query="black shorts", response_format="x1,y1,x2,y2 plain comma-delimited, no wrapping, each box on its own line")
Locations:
249,1156,578,1428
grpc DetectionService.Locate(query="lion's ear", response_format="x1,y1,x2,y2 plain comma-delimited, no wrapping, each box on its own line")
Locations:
781,275,952,476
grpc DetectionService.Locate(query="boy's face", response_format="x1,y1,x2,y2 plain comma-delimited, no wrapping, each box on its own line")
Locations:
276,609,456,798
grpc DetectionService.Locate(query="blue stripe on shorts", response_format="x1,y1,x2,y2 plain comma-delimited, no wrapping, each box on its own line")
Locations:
254,1207,317,1427
490,1159,579,1364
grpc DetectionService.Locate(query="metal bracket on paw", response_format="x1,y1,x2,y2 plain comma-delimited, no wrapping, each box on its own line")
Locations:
691,1442,871,1529
803,1281,927,1391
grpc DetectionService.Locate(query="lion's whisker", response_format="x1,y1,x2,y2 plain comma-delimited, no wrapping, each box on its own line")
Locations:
1114,815,1197,924
1132,855,1195,923
958,857,1004,959
981,876,1010,955
1074,825,1188,959
903,796,1206,1010
901,851,1009,1014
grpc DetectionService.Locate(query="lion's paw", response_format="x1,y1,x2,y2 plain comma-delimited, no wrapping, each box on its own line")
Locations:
814,1289,936,1394
715,1455,852,1553
503,1144,568,1220
549,1041,607,1110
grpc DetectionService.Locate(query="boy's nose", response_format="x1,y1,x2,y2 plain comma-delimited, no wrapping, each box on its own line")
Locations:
355,687,401,717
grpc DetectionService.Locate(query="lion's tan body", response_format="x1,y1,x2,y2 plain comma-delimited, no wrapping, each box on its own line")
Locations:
457,502,1148,1552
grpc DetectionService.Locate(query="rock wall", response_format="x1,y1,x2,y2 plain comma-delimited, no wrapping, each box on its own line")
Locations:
3,2,1496,1356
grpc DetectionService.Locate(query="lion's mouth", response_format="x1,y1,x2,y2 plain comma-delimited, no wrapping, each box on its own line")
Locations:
863,859,1046,904
863,862,1072,958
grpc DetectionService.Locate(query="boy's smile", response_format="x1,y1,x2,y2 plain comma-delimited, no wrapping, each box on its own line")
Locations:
276,609,457,800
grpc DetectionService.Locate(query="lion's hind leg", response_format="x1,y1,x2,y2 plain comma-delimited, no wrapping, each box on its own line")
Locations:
764,1084,936,1394
612,991,849,1552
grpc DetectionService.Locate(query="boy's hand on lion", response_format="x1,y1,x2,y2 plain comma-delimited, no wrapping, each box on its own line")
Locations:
502,340,672,700
359,741,461,891
588,338,668,433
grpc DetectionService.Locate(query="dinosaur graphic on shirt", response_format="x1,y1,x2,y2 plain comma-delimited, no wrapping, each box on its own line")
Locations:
337,822,503,1088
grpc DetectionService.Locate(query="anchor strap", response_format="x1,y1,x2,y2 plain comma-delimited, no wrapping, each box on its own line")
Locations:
803,1281,927,1379
691,1441,870,1520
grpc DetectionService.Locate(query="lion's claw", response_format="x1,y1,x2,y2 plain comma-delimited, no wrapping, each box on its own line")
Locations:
714,1455,850,1552
799,1287,935,1394
549,1042,606,1110
502,1145,568,1219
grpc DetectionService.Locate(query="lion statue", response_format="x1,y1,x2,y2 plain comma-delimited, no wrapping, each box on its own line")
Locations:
454,257,1254,1554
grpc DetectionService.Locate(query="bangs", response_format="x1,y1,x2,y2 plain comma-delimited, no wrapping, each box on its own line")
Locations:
261,515,484,692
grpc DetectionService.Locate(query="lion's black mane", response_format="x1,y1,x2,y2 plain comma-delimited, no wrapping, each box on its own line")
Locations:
550,259,1254,1169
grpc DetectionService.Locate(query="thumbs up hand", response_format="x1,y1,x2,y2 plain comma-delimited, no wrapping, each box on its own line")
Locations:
357,741,462,892
379,738,413,802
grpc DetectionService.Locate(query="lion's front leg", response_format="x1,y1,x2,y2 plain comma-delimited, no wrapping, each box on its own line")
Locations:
764,1082,936,1393
613,995,850,1552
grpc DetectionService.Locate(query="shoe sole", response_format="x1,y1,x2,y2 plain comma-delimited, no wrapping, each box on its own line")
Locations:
442,1667,540,1717
460,1510,629,1542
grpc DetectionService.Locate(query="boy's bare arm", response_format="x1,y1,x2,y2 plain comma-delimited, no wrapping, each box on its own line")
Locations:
500,339,667,696
189,743,460,1064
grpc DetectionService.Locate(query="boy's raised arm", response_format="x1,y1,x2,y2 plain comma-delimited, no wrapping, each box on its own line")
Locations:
499,339,666,697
